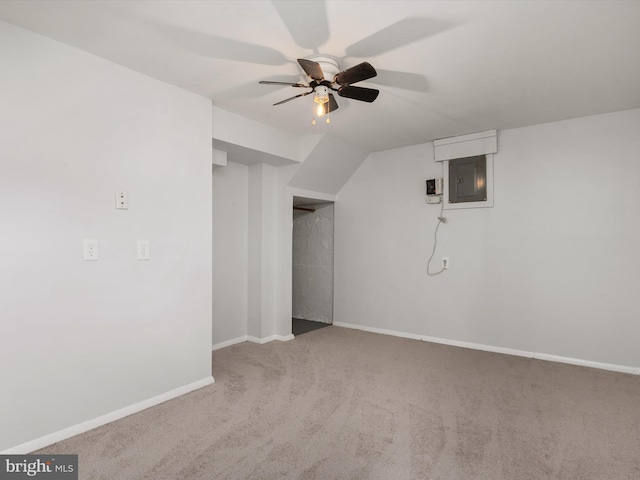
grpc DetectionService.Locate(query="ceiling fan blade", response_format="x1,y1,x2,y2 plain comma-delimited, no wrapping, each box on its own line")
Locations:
273,90,313,106
298,58,325,81
323,93,339,114
271,0,329,49
345,18,451,58
259,81,308,87
337,85,379,103
334,62,377,85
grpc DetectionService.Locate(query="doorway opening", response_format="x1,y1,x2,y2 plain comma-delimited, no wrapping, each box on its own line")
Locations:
292,196,334,336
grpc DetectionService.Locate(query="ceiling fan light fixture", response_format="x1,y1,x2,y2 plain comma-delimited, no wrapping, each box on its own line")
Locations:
313,85,330,106
313,85,330,123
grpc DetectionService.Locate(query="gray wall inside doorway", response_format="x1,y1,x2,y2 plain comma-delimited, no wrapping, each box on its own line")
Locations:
292,202,334,324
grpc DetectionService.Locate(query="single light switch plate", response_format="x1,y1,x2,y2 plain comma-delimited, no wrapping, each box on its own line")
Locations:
83,239,99,261
137,240,150,260
115,191,128,210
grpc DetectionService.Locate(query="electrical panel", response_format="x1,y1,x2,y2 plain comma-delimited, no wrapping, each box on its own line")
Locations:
448,155,487,203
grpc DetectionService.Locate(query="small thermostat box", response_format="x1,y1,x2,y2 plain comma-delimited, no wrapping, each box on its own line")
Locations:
426,178,443,196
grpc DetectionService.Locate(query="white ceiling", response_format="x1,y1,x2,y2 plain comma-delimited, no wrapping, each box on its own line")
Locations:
1,0,639,153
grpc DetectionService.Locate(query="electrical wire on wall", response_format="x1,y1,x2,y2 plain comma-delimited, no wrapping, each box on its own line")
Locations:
426,163,447,276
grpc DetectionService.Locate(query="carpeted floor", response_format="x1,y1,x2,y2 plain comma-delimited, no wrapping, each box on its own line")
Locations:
36,326,640,479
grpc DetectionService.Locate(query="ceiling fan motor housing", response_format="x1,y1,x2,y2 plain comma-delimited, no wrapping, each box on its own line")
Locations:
304,55,340,82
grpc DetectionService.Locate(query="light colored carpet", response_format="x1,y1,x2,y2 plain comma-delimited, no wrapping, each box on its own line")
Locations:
36,326,640,479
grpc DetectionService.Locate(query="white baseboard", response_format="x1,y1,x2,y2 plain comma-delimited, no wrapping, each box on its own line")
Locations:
212,335,249,351
212,333,295,351
2,376,215,455
333,322,639,376
533,353,637,375
247,334,295,344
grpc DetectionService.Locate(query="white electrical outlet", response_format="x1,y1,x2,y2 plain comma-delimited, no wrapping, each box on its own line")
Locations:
137,240,150,260
442,257,449,270
115,191,128,210
83,239,99,261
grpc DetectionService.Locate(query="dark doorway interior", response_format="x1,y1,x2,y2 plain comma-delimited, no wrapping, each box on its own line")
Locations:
292,318,330,336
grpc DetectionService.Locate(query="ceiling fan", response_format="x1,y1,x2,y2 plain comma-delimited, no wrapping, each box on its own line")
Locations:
258,56,380,120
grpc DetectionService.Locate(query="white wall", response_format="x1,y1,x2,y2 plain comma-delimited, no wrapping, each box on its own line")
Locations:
212,107,303,164
247,163,280,339
0,21,213,451
212,162,248,344
292,204,334,323
335,108,640,369
211,162,300,346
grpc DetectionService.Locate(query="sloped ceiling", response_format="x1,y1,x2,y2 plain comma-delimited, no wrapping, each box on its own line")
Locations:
1,1,639,153
288,133,369,195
